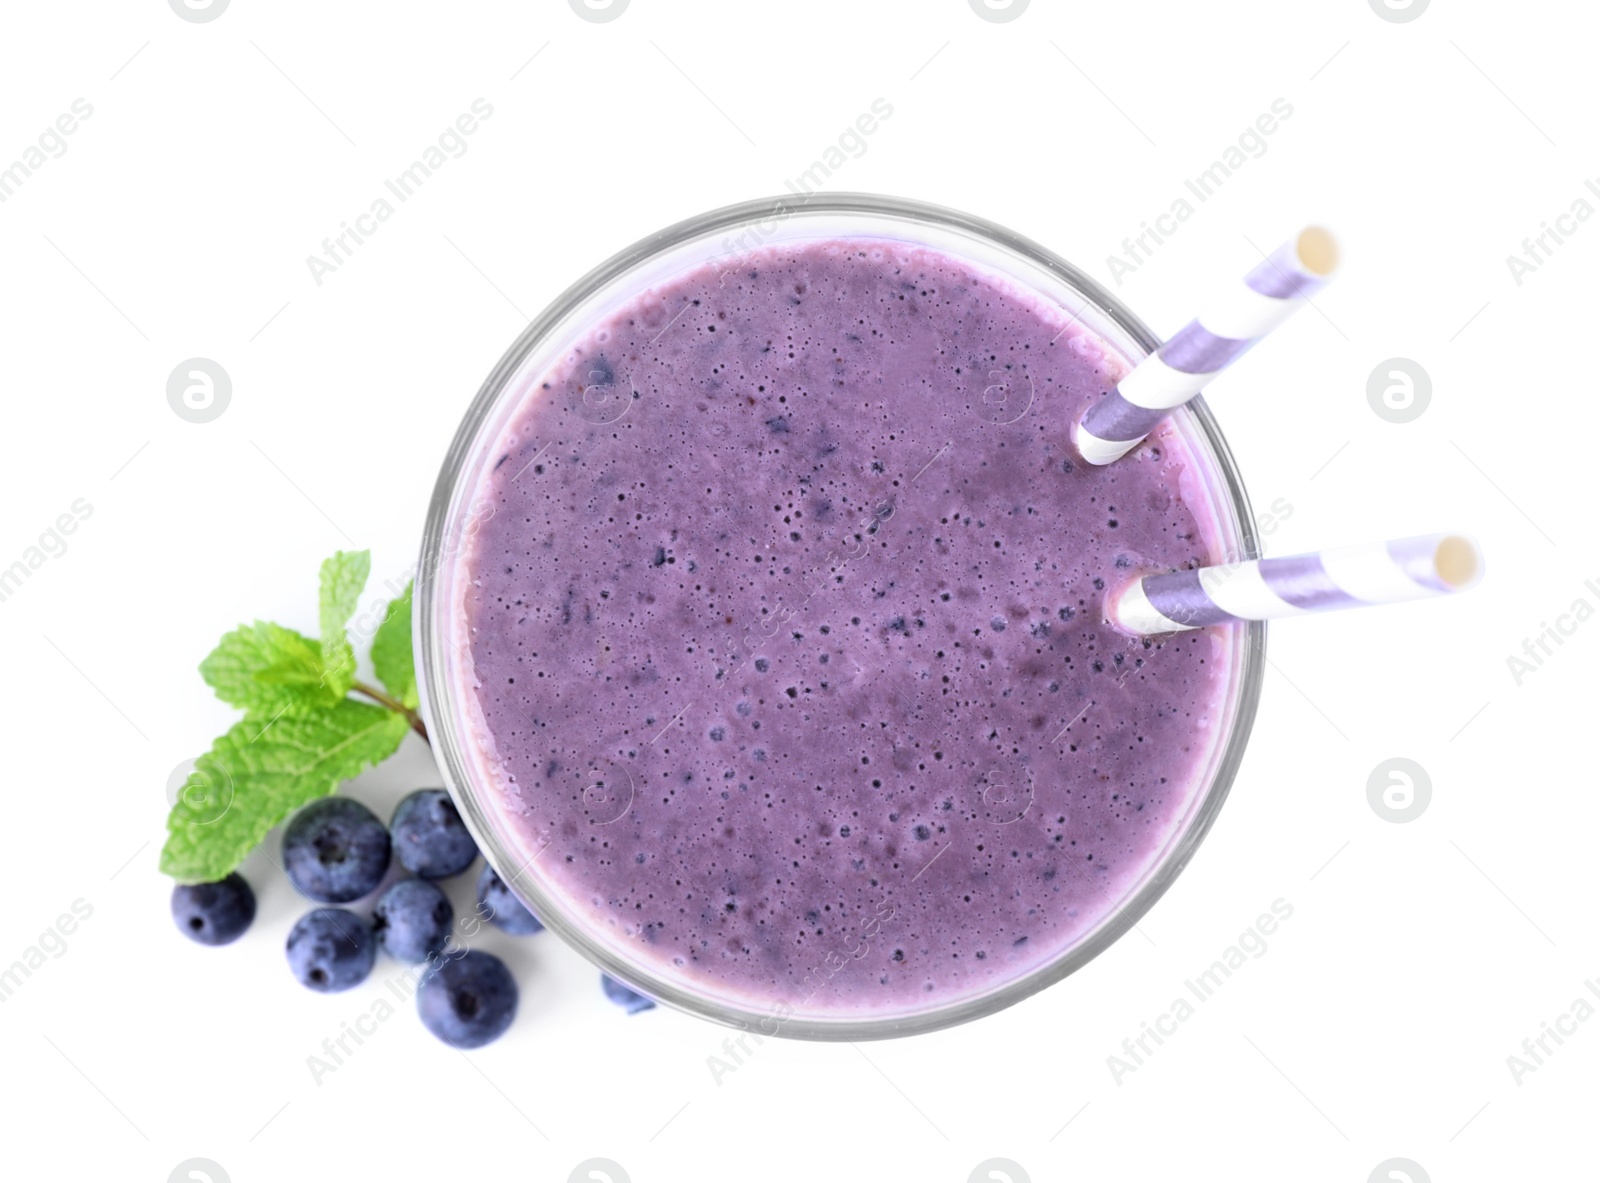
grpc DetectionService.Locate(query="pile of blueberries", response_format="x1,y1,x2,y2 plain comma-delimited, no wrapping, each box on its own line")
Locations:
171,789,655,1049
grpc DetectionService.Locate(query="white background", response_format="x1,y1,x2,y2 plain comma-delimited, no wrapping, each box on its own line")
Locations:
1,1,1593,1180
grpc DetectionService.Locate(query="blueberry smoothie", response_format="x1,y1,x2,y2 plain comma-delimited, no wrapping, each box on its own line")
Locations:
449,238,1237,1017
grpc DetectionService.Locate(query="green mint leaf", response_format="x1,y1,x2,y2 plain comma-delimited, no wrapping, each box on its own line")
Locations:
370,581,417,710
318,550,370,698
160,699,409,883
198,622,339,714
254,659,331,687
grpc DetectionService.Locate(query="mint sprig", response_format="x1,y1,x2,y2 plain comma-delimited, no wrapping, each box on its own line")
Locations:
161,551,425,884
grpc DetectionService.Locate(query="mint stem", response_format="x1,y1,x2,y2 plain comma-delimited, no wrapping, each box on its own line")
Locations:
351,680,429,745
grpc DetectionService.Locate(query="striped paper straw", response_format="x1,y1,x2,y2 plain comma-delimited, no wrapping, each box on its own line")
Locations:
1108,533,1483,635
1074,227,1340,466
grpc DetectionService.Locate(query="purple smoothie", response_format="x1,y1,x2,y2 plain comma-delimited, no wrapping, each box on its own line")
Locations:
451,238,1237,1017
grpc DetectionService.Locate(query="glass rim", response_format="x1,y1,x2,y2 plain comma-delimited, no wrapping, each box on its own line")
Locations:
415,191,1267,1041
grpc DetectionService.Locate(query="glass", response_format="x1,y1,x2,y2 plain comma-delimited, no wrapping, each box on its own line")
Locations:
415,193,1266,1040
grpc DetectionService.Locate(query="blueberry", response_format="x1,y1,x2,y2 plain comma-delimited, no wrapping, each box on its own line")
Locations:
477,865,543,935
171,872,255,946
286,908,377,992
390,789,478,879
282,796,391,903
417,950,518,1048
373,879,454,963
601,974,656,1015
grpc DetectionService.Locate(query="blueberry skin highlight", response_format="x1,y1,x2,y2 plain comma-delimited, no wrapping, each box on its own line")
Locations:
171,873,256,946
390,789,479,880
282,797,392,903
601,974,657,1015
416,950,518,1048
286,908,378,992
477,865,544,935
373,878,454,963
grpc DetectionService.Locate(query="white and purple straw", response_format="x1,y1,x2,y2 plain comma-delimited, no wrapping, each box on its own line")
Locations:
1108,533,1484,636
1074,227,1340,466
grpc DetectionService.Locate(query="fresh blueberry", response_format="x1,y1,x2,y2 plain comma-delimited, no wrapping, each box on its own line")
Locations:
477,865,543,935
286,908,377,992
601,974,656,1015
390,789,478,879
282,796,391,903
171,873,255,946
373,878,454,963
416,950,518,1048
